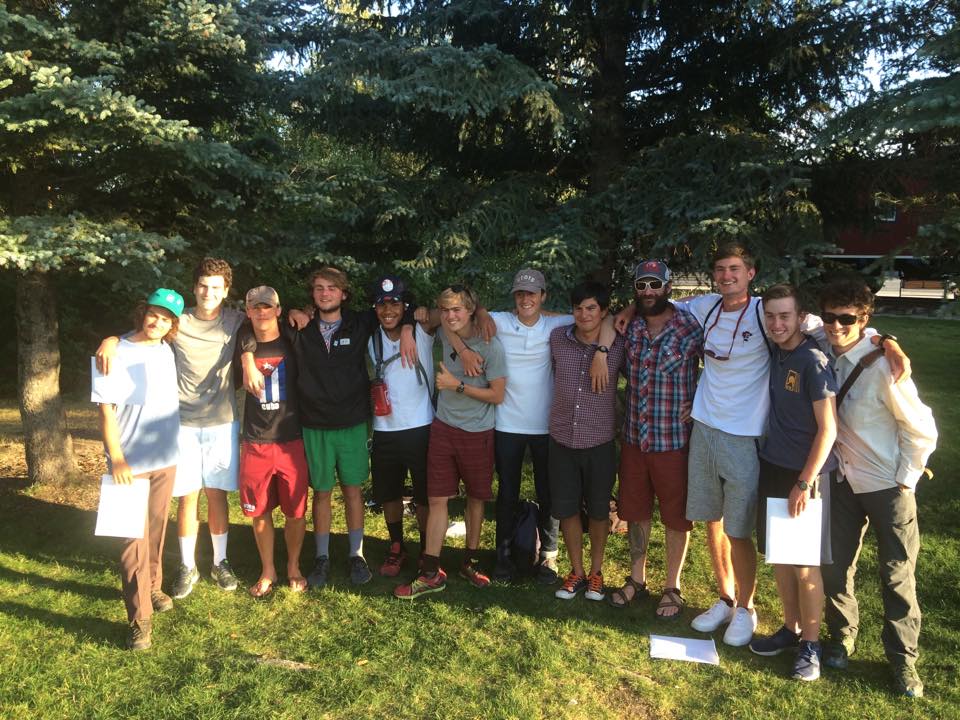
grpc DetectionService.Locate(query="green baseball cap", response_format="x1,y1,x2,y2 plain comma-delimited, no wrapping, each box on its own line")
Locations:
146,288,185,317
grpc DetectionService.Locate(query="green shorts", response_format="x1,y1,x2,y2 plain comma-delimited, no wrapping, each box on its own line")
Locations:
302,423,370,492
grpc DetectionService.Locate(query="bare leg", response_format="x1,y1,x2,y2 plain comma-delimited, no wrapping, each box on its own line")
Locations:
284,517,306,580
773,564,801,633
205,487,229,535
312,490,332,536
177,491,200,538
627,520,652,584
729,536,757,609
560,516,585,577
464,497,485,551
588,518,608,575
252,515,277,584
342,484,364,532
664,528,690,590
424,496,450,558
707,520,736,600
796,566,824,642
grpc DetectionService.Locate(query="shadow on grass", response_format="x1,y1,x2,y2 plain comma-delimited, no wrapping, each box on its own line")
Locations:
0,600,124,646
0,564,117,602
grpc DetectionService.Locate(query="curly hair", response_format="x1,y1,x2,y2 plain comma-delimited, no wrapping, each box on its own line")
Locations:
192,257,233,288
818,275,875,318
133,301,179,344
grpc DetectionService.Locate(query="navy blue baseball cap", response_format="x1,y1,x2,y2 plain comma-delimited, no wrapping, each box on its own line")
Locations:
373,275,407,304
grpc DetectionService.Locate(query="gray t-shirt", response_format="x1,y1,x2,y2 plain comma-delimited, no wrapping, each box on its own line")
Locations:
760,335,838,473
91,338,180,475
173,307,245,427
436,334,507,432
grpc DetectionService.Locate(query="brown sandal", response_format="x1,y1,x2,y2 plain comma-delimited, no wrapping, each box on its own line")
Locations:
656,587,684,619
607,576,647,608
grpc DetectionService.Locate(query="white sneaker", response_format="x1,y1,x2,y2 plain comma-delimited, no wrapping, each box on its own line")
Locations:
723,607,758,647
691,599,735,632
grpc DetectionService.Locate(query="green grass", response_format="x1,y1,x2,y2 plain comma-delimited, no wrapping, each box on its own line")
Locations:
0,317,957,719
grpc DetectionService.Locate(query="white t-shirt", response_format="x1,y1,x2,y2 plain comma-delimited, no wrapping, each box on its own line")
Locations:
681,295,771,437
367,323,435,432
491,311,572,434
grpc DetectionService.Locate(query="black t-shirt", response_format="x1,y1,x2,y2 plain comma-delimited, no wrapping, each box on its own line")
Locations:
241,334,301,443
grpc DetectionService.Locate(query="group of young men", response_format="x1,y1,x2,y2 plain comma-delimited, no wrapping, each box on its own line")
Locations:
94,249,938,700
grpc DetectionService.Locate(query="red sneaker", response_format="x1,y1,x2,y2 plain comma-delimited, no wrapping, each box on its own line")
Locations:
379,542,407,577
459,560,491,588
393,568,447,599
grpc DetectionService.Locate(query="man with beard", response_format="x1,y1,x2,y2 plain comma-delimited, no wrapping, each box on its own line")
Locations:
607,261,702,619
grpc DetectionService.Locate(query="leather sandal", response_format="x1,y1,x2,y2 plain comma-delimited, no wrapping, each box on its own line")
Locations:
656,587,685,619
606,575,647,608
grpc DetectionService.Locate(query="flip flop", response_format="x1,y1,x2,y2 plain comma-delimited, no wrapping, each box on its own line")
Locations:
288,576,307,593
656,587,684,619
249,577,275,599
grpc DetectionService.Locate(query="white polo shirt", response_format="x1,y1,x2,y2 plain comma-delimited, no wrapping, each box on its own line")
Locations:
491,311,572,434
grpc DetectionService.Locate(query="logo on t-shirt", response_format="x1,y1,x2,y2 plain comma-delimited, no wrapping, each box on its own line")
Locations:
256,356,286,409
785,369,800,393
742,330,753,342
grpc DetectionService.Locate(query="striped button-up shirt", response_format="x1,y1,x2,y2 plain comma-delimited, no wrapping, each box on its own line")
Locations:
624,305,702,452
549,325,626,449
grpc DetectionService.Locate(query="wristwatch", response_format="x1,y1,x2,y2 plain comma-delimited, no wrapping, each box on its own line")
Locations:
796,480,809,492
596,345,609,354
878,333,897,349
456,381,465,394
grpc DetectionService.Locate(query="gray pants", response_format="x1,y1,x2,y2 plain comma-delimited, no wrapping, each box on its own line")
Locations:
822,476,921,668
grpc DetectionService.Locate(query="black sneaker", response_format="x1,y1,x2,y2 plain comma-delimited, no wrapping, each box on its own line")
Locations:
492,551,515,583
749,625,801,656
171,564,200,599
823,636,855,670
349,555,372,585
211,559,239,591
307,555,329,590
126,618,152,651
150,589,174,613
535,557,559,585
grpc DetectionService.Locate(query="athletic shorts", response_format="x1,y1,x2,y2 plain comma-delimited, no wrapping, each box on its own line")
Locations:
617,442,692,532
548,438,616,521
686,420,759,539
756,458,832,564
172,421,240,497
426,419,494,501
238,439,309,519
371,425,430,505
302,423,370,492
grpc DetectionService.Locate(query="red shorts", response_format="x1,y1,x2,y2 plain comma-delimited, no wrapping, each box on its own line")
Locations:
617,443,692,532
238,439,309,518
426,419,494,501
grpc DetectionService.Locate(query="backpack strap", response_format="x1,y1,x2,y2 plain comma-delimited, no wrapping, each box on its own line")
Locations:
754,298,772,357
372,328,401,380
836,347,884,407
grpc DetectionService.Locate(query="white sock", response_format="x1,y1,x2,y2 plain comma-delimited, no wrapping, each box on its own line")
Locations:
211,531,228,565
179,534,197,569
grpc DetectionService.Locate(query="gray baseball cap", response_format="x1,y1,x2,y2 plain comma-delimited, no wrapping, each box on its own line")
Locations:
245,285,280,308
511,268,546,293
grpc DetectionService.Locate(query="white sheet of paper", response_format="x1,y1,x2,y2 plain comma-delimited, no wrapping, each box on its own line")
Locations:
649,635,720,666
95,475,150,538
765,498,822,566
90,356,147,406
446,520,467,538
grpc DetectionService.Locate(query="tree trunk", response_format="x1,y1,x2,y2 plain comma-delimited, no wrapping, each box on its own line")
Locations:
15,271,78,485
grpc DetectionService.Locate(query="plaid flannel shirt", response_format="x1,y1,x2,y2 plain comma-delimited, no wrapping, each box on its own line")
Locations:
549,325,626,449
624,305,702,452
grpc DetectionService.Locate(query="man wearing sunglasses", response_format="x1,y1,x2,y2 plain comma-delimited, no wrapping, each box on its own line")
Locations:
818,277,936,698
609,260,702,619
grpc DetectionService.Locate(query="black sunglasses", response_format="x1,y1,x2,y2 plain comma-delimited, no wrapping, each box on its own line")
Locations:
634,279,664,291
822,312,863,326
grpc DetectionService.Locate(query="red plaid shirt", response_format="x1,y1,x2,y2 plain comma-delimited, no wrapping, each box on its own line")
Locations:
624,305,702,452
549,325,626,449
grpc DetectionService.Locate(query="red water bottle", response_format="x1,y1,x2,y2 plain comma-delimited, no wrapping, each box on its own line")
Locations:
371,379,392,416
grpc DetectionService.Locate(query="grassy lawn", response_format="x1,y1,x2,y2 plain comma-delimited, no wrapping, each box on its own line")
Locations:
0,317,957,719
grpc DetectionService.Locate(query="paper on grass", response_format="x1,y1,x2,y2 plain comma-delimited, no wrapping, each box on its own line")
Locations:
95,475,149,538
446,520,467,538
649,635,720,666
765,497,822,566
90,356,147,406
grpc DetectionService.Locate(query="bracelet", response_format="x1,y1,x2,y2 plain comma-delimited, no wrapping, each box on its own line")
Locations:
878,333,897,349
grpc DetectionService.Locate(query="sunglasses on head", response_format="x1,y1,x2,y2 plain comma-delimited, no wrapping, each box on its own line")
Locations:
634,279,664,291
445,284,466,294
822,312,863,326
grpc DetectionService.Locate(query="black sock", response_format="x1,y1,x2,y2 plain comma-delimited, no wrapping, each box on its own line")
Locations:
418,527,426,549
464,548,480,567
387,520,404,546
720,596,735,607
422,554,440,575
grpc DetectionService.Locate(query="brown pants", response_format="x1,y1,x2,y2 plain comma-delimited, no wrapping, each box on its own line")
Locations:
120,466,175,622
